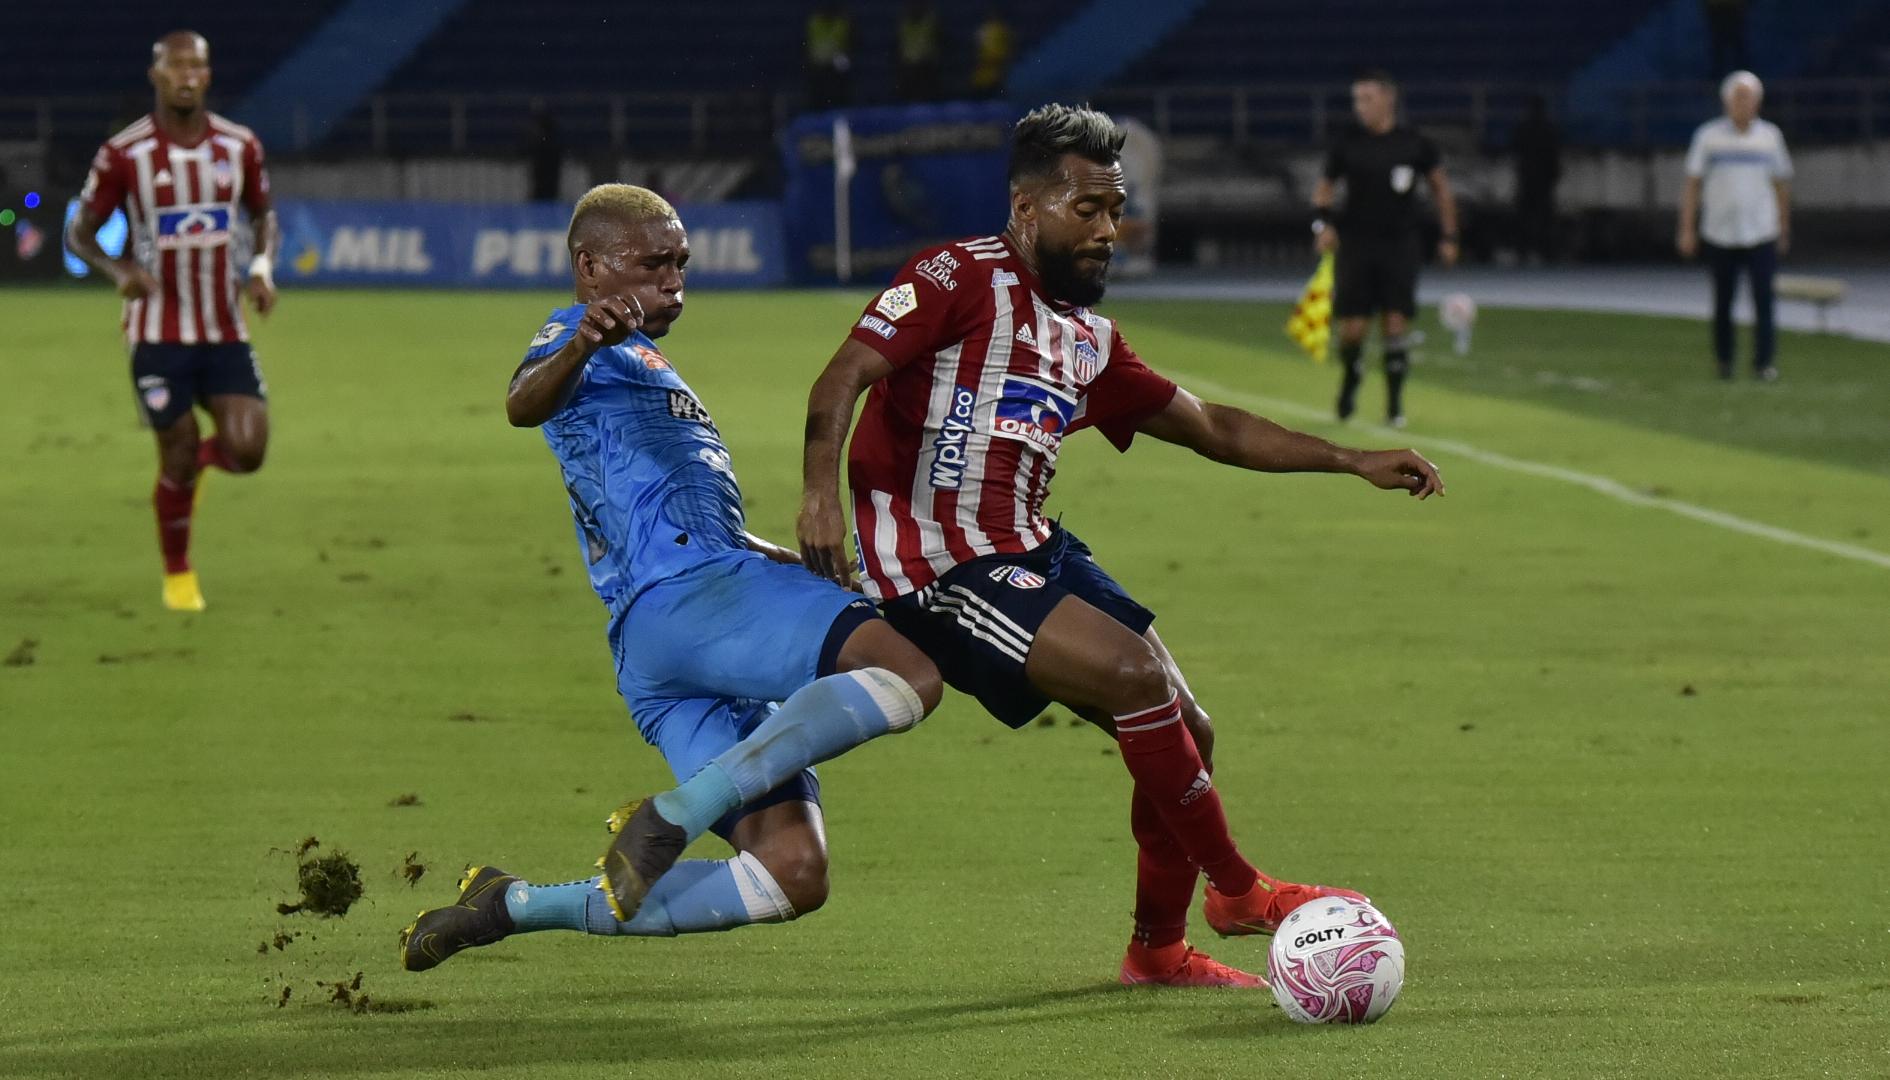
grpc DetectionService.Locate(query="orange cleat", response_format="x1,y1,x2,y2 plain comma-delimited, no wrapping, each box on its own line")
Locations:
1119,940,1267,988
1204,876,1368,937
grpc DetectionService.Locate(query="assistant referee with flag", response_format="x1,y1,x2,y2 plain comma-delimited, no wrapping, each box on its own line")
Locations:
1312,69,1458,427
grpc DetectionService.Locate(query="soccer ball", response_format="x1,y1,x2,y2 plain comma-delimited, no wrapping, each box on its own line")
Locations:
1267,897,1404,1024
1439,291,1478,332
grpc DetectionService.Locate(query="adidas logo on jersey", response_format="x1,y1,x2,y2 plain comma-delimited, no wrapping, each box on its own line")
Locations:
1014,324,1035,347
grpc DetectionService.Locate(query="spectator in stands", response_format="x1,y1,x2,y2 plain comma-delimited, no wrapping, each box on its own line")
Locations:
1511,94,1561,264
1677,71,1792,382
805,3,854,111
896,0,942,103
526,104,562,204
1702,0,1749,78
968,6,1014,99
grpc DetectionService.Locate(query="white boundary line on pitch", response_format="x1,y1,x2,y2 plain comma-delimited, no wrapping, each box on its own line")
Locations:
1170,370,1890,572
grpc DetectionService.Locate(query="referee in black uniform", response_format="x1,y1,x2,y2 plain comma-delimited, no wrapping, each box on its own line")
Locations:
1313,70,1459,427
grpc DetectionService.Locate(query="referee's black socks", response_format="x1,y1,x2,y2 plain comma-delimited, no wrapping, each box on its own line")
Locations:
1337,342,1364,420
1383,341,1410,421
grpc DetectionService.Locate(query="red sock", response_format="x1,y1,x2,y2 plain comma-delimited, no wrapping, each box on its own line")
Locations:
154,474,195,574
1130,786,1197,948
1114,696,1259,896
196,435,238,473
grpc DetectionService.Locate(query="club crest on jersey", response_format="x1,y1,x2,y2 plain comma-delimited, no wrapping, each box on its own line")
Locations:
1391,164,1415,193
530,322,565,348
630,342,670,370
1072,339,1100,384
875,283,918,322
154,206,231,249
928,384,978,490
987,564,1046,590
991,376,1077,456
211,158,237,190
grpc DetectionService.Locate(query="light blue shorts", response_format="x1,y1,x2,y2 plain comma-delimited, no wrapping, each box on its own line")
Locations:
609,550,876,838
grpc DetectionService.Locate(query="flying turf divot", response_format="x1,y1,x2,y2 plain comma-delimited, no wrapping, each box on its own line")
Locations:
263,836,436,1014
275,837,364,917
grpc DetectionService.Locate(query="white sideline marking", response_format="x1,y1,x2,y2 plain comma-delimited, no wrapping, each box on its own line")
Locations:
1171,371,1890,573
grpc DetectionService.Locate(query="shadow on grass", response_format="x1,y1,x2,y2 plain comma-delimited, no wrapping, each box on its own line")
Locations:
0,983,1136,1079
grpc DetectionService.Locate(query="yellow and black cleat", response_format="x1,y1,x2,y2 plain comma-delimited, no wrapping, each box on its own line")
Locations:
399,865,517,972
598,797,687,922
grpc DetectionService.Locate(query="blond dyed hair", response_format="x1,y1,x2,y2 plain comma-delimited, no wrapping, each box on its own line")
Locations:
566,184,679,257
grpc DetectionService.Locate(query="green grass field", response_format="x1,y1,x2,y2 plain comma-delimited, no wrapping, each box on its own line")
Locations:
2,285,1887,1079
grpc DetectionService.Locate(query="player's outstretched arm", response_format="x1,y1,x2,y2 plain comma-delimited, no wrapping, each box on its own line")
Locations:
1138,387,1445,499
506,296,640,427
799,339,896,586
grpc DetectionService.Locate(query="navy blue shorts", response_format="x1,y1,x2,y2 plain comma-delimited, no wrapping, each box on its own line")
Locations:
881,526,1154,729
131,342,267,430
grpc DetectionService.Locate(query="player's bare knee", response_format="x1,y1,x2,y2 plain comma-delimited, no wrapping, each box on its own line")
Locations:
227,440,266,473
159,454,196,487
842,623,944,715
1181,700,1216,766
757,842,829,916
156,431,197,485
893,655,944,715
1110,641,1173,710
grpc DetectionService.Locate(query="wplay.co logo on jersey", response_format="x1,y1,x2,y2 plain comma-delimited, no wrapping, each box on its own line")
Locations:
928,384,978,490
991,376,1077,456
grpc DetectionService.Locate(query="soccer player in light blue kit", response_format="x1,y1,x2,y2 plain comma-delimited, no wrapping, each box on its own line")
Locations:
400,185,943,971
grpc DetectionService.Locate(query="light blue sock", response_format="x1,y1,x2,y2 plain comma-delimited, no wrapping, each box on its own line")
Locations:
505,856,794,937
652,668,924,841
503,876,597,933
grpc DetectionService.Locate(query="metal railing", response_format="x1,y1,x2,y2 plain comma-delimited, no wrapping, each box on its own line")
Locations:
322,91,791,157
0,90,791,158
4,77,1885,159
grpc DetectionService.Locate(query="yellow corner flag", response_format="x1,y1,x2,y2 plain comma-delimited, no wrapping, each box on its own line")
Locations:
1284,253,1334,362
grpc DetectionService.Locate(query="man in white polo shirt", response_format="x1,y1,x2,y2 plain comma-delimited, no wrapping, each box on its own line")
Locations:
1677,70,1792,381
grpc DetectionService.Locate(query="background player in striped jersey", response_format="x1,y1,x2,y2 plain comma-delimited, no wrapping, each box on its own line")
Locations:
799,105,1443,988
65,31,279,612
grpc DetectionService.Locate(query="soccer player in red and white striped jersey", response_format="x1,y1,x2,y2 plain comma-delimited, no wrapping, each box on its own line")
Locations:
66,30,280,612
801,105,1444,987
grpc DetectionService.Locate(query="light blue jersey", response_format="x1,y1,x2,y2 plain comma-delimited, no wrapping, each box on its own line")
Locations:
525,303,748,615
520,302,874,836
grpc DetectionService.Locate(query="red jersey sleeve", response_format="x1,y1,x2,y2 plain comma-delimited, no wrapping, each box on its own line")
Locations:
1078,328,1178,452
241,135,271,215
79,143,129,220
845,246,977,368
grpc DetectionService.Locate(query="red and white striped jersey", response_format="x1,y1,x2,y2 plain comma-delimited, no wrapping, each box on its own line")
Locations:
845,234,1178,600
80,112,271,346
